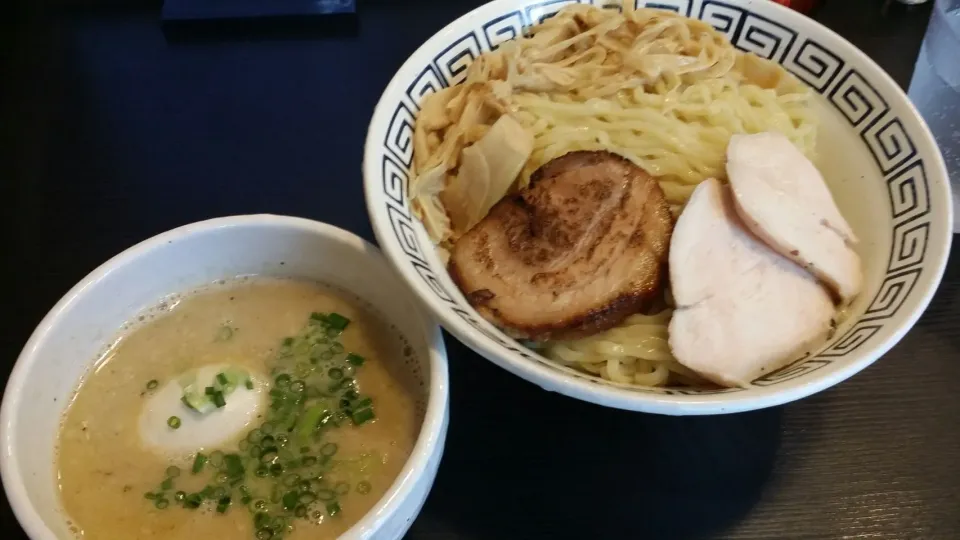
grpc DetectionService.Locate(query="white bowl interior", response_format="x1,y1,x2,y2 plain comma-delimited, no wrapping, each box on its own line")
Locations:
363,0,953,413
1,215,447,538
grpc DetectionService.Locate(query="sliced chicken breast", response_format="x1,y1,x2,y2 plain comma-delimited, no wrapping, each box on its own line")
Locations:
669,178,835,388
726,132,862,303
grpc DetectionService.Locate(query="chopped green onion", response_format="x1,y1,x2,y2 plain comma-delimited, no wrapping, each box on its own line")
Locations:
282,491,299,510
315,489,336,501
209,451,224,468
294,505,307,518
326,313,350,330
346,353,365,366
184,493,203,509
144,492,157,500
256,529,273,540
205,386,216,396
214,325,235,342
155,498,169,509
356,481,372,494
165,466,180,478
212,390,226,408
146,379,159,390
254,511,271,529
275,374,291,388
223,453,245,478
216,496,231,513
245,379,254,390
174,491,186,502
216,373,229,385
310,312,327,323
192,453,207,474
282,337,294,346
328,367,344,380
269,463,284,477
351,408,375,425
320,443,338,457
167,416,181,429
160,478,173,490
350,397,373,410
295,405,328,442
326,501,341,517
330,342,344,354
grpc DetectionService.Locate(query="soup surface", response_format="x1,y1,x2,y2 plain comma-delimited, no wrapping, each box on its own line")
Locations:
57,278,423,539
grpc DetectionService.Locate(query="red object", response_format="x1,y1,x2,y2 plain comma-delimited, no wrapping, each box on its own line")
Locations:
770,0,823,14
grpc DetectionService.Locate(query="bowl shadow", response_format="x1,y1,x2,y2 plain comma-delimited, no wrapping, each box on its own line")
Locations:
408,337,783,540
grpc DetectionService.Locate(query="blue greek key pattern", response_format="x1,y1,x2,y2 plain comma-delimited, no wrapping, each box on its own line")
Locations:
375,0,935,393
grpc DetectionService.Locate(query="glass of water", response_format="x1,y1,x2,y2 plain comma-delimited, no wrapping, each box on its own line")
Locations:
908,0,960,230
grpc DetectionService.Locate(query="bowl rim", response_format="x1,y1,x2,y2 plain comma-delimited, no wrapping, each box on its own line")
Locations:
363,0,953,415
0,214,450,539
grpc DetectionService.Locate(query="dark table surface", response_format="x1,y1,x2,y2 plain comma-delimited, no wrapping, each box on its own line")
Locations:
3,0,959,538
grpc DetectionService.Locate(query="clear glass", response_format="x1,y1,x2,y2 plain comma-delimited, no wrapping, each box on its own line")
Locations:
908,0,960,230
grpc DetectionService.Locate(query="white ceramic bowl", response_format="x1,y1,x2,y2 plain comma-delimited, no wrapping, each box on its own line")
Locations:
0,215,449,539
363,0,953,414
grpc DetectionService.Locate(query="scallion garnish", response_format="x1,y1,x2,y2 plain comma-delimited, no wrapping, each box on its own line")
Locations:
223,453,245,479
320,442,338,457
146,379,159,390
167,416,181,429
351,407,375,425
144,311,381,537
155,498,169,509
325,312,350,330
191,453,207,474
184,493,203,509
214,325,235,342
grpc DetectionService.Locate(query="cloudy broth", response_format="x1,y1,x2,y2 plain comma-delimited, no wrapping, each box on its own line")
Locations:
57,278,423,540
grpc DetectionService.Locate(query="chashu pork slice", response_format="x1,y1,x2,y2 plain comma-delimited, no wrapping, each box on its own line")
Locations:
726,132,862,303
449,150,673,341
669,178,835,388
